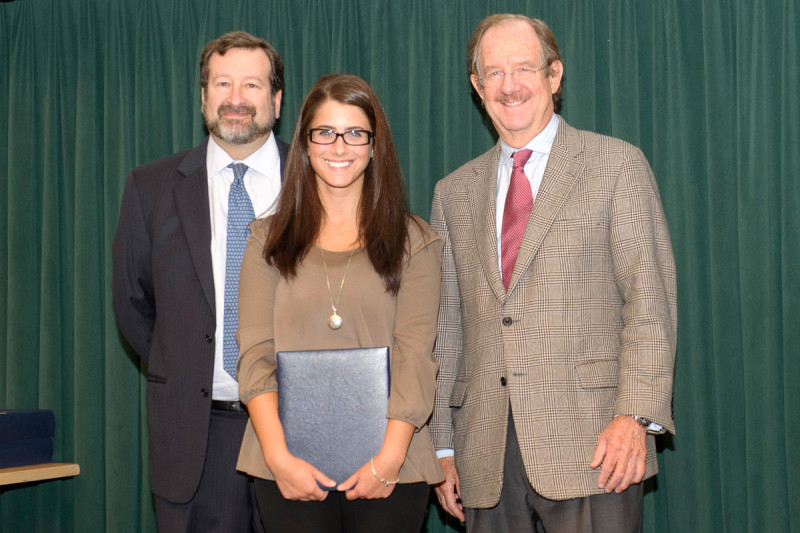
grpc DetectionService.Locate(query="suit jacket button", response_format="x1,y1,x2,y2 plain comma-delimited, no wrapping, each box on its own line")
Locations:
500,377,507,386
502,317,513,326
200,389,209,397
205,334,213,343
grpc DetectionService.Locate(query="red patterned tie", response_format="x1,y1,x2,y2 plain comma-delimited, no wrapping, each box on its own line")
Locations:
501,149,533,290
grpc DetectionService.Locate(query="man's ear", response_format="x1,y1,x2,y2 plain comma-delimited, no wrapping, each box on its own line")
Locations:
548,60,564,94
273,89,283,119
470,74,485,102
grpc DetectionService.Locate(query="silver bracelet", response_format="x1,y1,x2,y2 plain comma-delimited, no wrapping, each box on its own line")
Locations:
369,457,400,487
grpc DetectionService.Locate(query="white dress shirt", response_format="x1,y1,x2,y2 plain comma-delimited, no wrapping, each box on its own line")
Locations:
207,134,282,400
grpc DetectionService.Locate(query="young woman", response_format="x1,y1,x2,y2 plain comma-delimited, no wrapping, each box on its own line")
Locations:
235,73,444,532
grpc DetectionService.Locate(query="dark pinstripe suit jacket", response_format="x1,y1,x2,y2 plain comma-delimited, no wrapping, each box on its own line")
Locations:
112,136,288,503
430,118,677,506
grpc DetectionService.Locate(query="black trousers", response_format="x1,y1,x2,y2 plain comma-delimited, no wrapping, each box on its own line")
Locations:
465,412,643,533
153,409,263,533
254,478,430,533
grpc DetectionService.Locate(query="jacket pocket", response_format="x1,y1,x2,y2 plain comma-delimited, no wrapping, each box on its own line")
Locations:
575,359,618,389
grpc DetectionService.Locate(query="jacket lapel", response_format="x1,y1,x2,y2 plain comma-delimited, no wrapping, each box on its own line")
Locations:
275,136,289,179
466,144,508,302
506,120,585,293
173,141,216,311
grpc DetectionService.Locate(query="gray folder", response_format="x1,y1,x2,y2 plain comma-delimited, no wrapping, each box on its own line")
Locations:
276,346,390,488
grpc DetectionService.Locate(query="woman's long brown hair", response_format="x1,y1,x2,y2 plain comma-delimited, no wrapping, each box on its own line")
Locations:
263,73,412,295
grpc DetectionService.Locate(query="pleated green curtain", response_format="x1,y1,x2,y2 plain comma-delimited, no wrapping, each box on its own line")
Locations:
1,1,798,532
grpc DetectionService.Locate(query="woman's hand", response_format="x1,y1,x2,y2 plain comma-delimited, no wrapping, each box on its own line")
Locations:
270,450,337,501
338,419,413,499
246,393,336,500
339,454,400,500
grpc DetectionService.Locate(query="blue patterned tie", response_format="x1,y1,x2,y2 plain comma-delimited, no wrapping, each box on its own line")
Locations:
223,162,255,379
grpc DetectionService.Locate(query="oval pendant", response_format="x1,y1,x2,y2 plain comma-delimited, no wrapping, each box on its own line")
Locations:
329,312,343,330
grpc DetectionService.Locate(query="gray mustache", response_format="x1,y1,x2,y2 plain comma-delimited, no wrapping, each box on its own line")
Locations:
217,104,255,117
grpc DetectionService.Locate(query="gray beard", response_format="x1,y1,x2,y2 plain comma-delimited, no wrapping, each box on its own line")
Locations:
204,103,275,145
206,118,272,144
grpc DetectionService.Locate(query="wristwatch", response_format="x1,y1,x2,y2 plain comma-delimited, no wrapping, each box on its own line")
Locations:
630,415,652,428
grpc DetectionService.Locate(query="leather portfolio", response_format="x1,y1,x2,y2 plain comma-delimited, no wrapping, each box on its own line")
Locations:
277,346,389,488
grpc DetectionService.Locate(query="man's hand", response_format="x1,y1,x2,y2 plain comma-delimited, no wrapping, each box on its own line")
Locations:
590,415,647,493
434,456,464,522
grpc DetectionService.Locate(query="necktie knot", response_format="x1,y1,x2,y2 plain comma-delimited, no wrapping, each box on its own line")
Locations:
512,149,533,170
230,162,249,182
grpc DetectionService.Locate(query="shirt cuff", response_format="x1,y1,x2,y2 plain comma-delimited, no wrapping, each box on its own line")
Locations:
436,448,455,459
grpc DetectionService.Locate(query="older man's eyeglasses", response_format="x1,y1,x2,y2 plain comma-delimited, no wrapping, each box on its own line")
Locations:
480,65,547,88
308,128,374,146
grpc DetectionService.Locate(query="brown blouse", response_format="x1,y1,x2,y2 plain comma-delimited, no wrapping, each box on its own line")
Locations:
235,214,445,484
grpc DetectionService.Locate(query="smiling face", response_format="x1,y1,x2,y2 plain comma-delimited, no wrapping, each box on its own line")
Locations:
471,20,562,148
201,47,282,156
307,99,373,196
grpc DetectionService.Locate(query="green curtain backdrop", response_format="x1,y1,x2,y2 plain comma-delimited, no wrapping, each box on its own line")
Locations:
1,0,798,531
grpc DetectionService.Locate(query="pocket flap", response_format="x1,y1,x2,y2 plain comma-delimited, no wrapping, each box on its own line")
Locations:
449,380,468,408
575,359,618,389
147,373,167,384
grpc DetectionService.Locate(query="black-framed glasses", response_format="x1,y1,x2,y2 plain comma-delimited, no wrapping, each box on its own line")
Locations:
308,128,374,146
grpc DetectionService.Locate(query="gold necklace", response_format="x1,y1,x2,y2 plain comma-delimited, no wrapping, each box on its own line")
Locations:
320,248,355,330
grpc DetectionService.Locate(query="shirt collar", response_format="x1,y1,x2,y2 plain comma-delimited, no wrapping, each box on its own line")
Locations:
206,133,279,177
499,114,560,165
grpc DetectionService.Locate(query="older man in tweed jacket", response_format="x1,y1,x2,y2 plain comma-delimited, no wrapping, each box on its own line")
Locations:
430,14,677,533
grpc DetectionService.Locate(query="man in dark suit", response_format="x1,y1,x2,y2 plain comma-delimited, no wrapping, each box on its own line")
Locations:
112,31,288,532
430,14,677,532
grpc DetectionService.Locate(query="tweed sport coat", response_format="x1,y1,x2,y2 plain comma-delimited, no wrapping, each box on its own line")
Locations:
429,118,677,506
